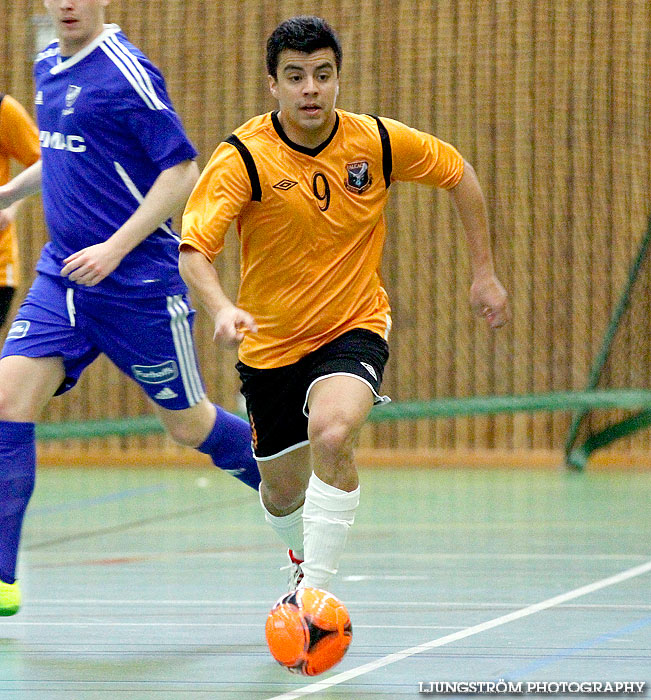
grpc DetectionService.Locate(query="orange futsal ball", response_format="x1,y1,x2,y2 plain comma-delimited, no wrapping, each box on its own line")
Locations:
265,587,353,676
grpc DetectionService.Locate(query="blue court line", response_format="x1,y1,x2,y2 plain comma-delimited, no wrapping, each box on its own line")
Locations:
503,614,651,680
27,484,169,517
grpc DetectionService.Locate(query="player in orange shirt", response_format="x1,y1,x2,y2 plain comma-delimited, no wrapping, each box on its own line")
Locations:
0,94,40,328
180,16,510,592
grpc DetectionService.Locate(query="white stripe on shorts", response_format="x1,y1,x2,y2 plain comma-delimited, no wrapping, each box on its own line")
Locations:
254,440,311,462
303,372,391,417
66,288,76,327
166,294,204,406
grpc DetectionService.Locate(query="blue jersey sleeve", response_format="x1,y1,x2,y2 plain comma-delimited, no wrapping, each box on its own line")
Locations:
114,55,197,171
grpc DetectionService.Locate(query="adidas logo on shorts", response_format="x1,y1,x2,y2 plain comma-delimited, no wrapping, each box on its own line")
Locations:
154,387,178,400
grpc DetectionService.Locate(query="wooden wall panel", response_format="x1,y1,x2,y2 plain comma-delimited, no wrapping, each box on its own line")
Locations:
2,0,650,453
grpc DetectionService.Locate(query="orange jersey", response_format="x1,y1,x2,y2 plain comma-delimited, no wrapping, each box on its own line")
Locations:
182,109,464,368
0,94,40,287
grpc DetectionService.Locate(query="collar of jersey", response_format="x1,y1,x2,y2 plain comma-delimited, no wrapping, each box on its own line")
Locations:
50,23,121,75
271,110,340,157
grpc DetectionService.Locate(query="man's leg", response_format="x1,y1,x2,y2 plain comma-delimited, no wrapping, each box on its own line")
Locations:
154,398,261,490
0,355,64,613
86,289,261,491
300,375,373,590
235,359,314,585
257,444,311,570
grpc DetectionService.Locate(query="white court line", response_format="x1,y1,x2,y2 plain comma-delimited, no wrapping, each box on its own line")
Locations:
343,575,429,581
340,553,650,561
23,551,648,561
25,599,651,610
0,621,464,630
267,559,651,700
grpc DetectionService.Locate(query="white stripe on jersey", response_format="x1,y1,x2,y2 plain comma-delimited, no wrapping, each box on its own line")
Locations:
49,25,120,74
36,45,60,64
5,263,13,286
105,35,167,111
100,42,156,110
113,161,180,242
100,36,167,111
166,295,204,406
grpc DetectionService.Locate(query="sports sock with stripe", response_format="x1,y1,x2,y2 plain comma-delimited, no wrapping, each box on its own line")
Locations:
300,472,360,590
0,421,36,584
197,405,261,490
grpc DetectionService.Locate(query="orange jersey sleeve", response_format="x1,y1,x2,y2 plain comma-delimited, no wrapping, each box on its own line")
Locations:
380,116,465,189
0,95,40,172
0,94,40,287
182,110,465,369
181,140,252,262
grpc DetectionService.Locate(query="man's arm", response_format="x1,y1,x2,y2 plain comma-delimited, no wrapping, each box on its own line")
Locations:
178,247,257,344
0,160,43,208
449,159,510,329
0,202,21,232
60,159,199,286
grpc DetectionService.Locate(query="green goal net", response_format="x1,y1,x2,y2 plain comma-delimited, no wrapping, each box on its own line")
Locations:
565,214,651,469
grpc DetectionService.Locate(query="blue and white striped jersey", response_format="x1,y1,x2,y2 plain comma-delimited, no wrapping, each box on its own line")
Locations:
33,24,197,296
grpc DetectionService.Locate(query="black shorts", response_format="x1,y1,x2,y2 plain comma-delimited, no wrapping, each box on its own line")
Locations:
0,287,15,328
236,329,390,460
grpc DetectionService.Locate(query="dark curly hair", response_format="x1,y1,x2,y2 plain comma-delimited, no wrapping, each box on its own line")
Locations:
266,16,342,78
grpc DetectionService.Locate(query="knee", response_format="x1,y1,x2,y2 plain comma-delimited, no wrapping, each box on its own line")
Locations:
261,480,304,516
165,420,203,447
159,401,216,448
260,463,310,515
308,414,355,459
167,424,202,447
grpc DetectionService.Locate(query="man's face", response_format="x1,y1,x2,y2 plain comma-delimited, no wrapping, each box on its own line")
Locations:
44,0,110,55
268,48,339,147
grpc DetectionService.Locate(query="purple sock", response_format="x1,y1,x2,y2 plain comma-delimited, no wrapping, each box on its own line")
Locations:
197,406,260,490
0,421,36,584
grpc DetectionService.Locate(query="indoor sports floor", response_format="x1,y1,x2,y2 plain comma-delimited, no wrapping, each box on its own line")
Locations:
0,464,649,699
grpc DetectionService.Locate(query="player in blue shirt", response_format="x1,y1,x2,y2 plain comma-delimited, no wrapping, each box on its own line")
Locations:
0,0,260,616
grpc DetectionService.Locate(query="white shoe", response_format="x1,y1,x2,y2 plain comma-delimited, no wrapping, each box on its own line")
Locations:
281,549,304,591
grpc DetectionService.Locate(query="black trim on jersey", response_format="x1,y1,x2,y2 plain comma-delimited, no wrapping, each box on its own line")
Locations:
225,134,262,202
271,110,340,157
368,115,393,188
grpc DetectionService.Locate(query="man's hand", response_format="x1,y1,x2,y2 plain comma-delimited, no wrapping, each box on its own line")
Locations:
469,274,510,329
213,305,258,345
60,241,124,286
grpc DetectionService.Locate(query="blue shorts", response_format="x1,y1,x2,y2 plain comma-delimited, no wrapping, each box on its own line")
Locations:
1,273,206,410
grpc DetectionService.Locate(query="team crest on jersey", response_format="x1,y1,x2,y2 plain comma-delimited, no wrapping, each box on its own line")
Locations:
345,161,372,194
62,85,82,115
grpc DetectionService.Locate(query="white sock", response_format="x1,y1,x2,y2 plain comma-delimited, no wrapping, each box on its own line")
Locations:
301,472,360,590
259,489,304,559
